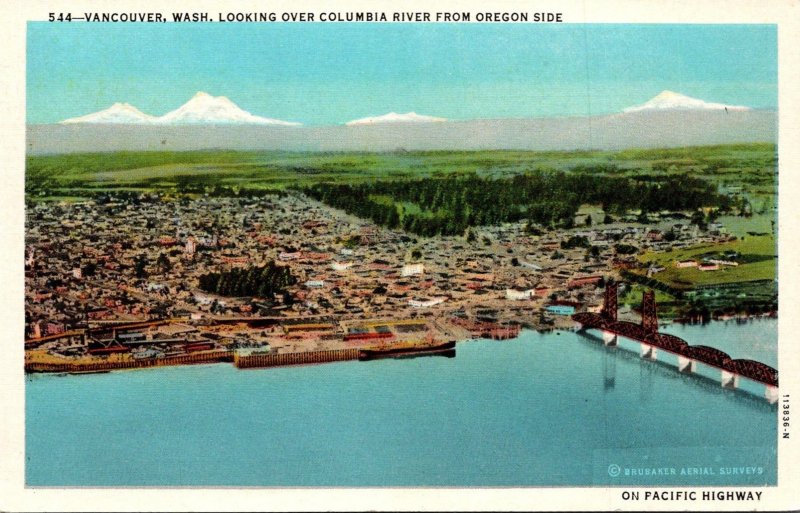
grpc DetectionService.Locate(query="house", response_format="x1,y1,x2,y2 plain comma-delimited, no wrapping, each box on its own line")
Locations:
221,255,249,265
505,288,534,300
675,260,698,268
708,259,738,267
567,275,603,288
401,263,425,277
409,297,447,308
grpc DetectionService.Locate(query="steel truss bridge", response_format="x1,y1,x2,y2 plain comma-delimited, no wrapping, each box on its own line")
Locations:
572,282,777,397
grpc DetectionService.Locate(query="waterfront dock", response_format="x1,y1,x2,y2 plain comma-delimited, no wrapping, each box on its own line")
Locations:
25,349,233,373
24,316,506,374
233,348,360,369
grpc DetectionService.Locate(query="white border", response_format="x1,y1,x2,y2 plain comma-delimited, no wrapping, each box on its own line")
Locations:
2,0,799,510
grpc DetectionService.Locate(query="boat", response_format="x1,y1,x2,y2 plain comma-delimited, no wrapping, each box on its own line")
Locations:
390,348,456,360
358,340,456,361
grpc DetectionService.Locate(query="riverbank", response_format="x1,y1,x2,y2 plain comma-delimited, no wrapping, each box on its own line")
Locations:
24,317,470,374
25,302,777,373
26,324,777,487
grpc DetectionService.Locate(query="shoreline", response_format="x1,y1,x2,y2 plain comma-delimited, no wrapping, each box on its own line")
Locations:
25,315,777,376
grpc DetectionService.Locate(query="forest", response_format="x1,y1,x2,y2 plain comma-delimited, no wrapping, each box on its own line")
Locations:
197,261,296,298
304,172,723,237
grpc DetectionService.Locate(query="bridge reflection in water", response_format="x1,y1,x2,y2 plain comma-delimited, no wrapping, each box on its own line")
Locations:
572,282,778,403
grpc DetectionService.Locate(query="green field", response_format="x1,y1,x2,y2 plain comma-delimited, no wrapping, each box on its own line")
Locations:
635,235,776,288
26,143,776,201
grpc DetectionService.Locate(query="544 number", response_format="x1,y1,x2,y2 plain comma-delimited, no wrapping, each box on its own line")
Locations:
48,13,73,22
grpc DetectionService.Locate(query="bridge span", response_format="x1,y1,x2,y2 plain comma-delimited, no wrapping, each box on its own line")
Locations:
572,282,778,402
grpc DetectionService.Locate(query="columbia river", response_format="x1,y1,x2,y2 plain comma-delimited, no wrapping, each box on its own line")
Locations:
26,318,777,487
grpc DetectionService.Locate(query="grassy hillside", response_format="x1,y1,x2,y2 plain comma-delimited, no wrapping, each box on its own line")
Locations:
635,235,776,287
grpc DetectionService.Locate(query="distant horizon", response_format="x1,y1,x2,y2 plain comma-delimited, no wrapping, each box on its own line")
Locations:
32,89,777,127
27,23,777,125
29,110,781,127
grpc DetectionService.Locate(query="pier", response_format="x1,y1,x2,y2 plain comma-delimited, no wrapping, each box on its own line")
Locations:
233,348,360,369
25,349,234,373
573,282,778,402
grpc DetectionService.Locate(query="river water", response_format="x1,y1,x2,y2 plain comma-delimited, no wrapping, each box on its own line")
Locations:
26,319,777,487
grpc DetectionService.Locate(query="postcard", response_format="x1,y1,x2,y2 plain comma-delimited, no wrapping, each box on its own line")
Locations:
2,0,799,510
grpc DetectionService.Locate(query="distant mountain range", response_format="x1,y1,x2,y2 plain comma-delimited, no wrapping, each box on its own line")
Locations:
57,92,452,127
61,92,302,126
28,91,774,154
345,112,448,126
60,102,158,124
622,90,751,113
56,90,758,126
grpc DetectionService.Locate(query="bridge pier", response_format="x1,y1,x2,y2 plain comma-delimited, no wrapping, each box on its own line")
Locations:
678,355,696,374
721,370,740,389
602,331,617,346
603,350,616,390
765,385,779,404
572,289,778,400
640,343,657,361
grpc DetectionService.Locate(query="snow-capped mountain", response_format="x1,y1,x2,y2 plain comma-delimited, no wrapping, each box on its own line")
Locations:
59,92,301,126
35,108,776,155
623,90,751,113
345,112,447,126
154,92,301,126
60,103,157,124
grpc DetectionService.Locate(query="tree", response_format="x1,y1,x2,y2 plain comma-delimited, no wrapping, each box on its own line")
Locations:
134,255,148,279
740,198,753,218
198,262,296,298
156,253,171,273
614,244,638,255
81,262,97,277
524,221,543,236
585,215,592,227
690,209,708,230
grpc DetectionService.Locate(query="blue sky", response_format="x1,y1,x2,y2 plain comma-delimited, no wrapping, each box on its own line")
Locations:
27,23,777,125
